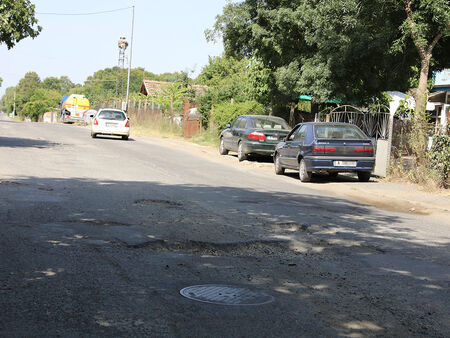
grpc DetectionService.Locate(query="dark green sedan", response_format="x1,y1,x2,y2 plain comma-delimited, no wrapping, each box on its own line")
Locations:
219,115,291,161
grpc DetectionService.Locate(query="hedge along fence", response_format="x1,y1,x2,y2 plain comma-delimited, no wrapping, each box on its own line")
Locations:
210,100,265,132
429,134,450,188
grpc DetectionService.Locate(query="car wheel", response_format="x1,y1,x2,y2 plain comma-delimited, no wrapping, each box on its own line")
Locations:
357,171,371,182
274,154,285,175
237,142,247,162
122,135,129,140
219,138,228,155
91,133,96,138
299,159,311,182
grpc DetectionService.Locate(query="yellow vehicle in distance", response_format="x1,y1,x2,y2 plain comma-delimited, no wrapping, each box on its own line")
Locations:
60,94,90,123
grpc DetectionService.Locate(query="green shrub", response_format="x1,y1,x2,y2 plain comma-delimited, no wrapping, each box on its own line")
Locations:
428,134,450,188
211,100,265,132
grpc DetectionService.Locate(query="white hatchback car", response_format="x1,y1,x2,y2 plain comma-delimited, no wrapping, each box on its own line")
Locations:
91,108,130,140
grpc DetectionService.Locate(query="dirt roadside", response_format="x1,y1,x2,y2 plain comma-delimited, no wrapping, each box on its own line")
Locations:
134,134,450,222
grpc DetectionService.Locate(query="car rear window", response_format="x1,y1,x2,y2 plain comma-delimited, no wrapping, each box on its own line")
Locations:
314,125,366,139
98,110,126,121
250,117,289,130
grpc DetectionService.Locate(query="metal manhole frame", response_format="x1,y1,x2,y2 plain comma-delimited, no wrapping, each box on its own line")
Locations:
180,284,275,306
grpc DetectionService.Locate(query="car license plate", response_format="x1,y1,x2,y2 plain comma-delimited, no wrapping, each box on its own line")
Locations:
106,123,118,128
267,136,278,141
75,113,79,116
334,161,356,167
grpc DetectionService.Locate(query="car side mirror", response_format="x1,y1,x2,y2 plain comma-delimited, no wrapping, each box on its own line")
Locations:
226,123,231,128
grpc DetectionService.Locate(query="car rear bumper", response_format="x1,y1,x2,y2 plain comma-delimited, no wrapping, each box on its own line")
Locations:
242,140,278,155
62,116,84,123
92,127,129,136
304,155,374,172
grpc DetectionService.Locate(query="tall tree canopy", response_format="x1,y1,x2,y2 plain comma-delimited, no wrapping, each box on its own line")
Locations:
208,0,449,105
0,0,41,49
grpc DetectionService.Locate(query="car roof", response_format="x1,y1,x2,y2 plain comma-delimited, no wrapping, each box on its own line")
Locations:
97,108,126,114
240,115,286,120
299,122,357,125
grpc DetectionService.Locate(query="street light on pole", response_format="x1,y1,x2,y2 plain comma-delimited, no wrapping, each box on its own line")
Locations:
125,5,135,113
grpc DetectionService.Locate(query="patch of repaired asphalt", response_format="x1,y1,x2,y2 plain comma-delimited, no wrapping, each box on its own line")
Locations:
134,199,183,207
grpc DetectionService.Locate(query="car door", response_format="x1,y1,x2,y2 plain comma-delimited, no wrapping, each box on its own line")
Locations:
225,117,241,151
285,125,307,167
278,125,300,166
232,117,247,151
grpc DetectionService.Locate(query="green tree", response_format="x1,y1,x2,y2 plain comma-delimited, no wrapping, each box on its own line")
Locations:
209,0,449,150
15,71,41,116
149,82,188,122
0,0,41,49
391,0,450,156
23,88,60,121
42,76,74,93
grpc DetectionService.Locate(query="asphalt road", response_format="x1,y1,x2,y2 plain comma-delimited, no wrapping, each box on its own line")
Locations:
1,119,449,337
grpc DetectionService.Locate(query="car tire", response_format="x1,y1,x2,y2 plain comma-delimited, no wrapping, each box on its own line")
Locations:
274,154,285,175
91,133,96,138
122,135,129,140
357,171,371,182
219,138,228,155
237,142,247,162
299,159,311,182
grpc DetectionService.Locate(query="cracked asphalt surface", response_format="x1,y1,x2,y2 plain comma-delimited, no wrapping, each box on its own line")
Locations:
1,117,449,337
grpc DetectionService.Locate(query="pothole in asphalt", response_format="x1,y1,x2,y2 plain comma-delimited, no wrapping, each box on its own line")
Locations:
70,219,130,227
0,180,25,186
125,239,292,257
273,222,310,231
237,200,264,204
134,199,182,207
180,284,274,306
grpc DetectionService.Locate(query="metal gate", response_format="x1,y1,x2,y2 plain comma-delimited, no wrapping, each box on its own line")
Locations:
325,105,390,140
321,105,391,177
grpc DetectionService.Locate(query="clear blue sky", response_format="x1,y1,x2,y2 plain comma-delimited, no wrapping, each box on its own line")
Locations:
0,0,226,96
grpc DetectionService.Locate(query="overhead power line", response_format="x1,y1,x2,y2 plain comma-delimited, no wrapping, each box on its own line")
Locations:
36,6,132,16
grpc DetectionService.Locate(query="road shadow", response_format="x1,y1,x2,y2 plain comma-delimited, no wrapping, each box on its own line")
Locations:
1,176,448,337
0,136,60,149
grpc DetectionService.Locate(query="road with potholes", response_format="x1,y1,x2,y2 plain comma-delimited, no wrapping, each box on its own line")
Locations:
1,117,449,337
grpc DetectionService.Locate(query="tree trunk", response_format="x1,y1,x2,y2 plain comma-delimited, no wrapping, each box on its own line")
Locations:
414,56,430,121
289,102,295,126
411,54,431,159
269,97,273,116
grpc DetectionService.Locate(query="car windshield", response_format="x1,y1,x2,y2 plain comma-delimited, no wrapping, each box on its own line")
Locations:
98,110,126,121
314,125,367,139
250,117,289,130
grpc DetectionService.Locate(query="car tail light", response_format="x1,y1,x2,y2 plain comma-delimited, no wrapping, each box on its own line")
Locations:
248,131,266,140
313,147,336,152
125,119,130,128
93,118,98,125
354,147,374,153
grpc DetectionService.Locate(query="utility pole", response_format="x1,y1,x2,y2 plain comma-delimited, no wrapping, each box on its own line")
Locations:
125,5,135,113
117,36,128,98
12,90,16,117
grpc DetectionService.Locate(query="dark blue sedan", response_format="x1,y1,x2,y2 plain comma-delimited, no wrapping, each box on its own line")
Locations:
273,122,375,182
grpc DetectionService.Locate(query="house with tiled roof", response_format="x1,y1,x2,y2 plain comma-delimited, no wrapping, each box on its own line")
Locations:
139,80,208,97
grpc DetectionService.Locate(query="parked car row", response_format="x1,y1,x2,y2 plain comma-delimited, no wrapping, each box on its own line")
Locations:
219,115,375,182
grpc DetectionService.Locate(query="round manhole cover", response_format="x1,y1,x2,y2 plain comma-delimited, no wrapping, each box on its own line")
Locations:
180,284,274,306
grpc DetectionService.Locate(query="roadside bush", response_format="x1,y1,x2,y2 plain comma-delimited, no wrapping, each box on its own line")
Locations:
211,100,265,132
428,134,450,188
